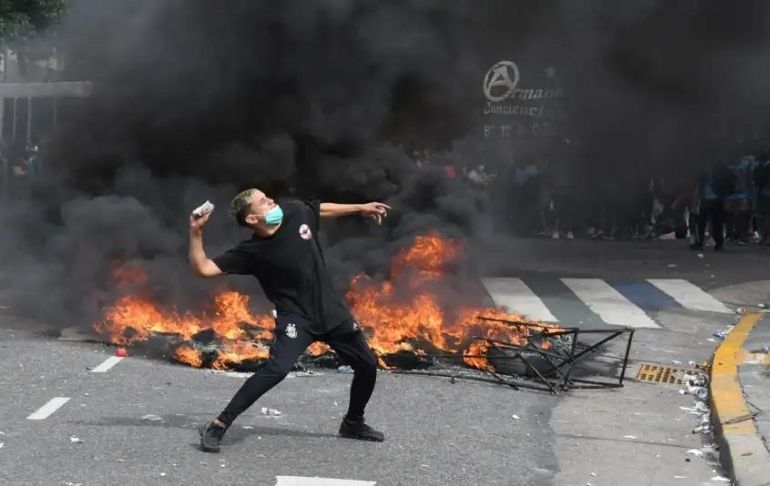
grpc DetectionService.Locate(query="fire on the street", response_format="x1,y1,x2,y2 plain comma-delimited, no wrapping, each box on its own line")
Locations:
95,233,557,371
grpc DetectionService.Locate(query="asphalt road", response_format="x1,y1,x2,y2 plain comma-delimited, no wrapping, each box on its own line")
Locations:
1,238,767,486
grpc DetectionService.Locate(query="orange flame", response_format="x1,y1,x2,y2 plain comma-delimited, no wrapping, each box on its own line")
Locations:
95,232,556,371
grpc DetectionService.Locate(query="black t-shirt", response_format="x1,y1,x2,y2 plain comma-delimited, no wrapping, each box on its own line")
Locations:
212,199,352,333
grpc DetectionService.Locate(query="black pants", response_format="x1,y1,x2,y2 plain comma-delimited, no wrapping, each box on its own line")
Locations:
217,315,377,427
697,199,725,248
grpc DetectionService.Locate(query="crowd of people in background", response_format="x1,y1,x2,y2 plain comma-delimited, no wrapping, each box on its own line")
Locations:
409,144,770,252
3,138,769,253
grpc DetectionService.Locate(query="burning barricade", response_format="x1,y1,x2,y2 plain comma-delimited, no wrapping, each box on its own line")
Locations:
93,232,633,393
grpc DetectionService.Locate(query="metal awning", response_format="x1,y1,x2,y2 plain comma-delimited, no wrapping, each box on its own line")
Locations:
0,81,92,98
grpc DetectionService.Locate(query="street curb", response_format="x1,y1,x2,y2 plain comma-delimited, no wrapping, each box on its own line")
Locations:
710,312,770,486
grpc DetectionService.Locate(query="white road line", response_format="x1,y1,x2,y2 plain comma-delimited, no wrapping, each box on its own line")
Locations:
481,277,558,322
27,397,71,420
562,278,661,328
647,279,733,314
91,356,124,373
275,477,376,486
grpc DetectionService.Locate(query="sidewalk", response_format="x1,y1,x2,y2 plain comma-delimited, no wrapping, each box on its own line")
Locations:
710,312,770,486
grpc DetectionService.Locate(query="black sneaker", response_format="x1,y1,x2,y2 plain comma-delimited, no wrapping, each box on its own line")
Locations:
199,420,228,452
339,416,384,442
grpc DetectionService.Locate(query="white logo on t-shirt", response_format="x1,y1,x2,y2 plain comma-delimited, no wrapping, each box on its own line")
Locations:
299,223,313,240
286,323,297,339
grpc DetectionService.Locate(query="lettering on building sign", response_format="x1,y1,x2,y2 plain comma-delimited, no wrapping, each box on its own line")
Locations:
481,60,565,138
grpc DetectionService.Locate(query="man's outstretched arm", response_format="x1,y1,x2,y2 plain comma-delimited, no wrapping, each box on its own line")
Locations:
188,212,224,278
319,202,391,224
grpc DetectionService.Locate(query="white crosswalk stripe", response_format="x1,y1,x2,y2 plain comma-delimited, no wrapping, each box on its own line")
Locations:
27,397,70,420
481,277,732,329
481,277,558,322
647,279,733,314
91,356,124,373
275,477,376,486
561,278,661,328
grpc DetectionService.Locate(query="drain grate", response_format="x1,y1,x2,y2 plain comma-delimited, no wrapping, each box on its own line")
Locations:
635,363,696,385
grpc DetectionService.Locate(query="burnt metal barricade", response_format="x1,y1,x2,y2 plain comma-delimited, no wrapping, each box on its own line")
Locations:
392,315,635,395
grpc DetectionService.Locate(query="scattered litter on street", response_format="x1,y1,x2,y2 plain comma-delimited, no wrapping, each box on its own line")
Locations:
288,370,322,378
0,442,4,449
141,414,163,422
686,449,704,457
512,414,520,420
673,475,686,479
337,365,353,374
159,472,166,477
260,407,282,416
70,436,83,444
242,425,254,430
623,435,637,439
712,324,735,341
589,472,597,477
115,347,128,357
711,475,730,482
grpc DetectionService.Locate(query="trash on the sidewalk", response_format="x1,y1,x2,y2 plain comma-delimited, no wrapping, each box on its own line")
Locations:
0,442,4,449
695,401,710,413
512,414,520,420
115,347,128,358
589,472,597,477
260,407,282,416
141,414,163,422
711,475,730,482
679,406,701,414
686,449,704,457
70,436,83,444
623,435,637,439
673,475,686,479
671,360,682,365
697,253,704,259
693,424,711,433
242,425,254,430
685,385,708,400
759,302,770,309
712,325,736,341
159,472,167,477
337,365,354,374
681,372,708,387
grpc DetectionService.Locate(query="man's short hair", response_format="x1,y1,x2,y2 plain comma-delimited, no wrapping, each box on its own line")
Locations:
229,189,255,227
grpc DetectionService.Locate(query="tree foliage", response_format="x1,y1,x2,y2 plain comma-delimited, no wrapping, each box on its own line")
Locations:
0,0,65,50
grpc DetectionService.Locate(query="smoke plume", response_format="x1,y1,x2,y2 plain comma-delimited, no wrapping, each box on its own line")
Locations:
2,0,770,327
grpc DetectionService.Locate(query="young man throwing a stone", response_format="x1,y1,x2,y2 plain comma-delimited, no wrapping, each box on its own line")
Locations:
189,188,390,452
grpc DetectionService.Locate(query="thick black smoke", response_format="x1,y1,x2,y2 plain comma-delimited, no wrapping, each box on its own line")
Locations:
2,0,770,327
